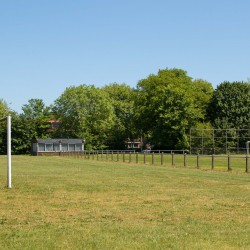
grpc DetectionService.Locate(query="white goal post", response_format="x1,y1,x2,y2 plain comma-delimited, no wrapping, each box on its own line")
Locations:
0,116,11,188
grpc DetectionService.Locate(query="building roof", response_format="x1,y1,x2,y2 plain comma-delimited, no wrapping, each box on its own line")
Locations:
31,139,85,143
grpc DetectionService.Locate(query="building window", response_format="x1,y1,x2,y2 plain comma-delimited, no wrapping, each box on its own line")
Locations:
75,144,82,151
53,144,60,151
69,144,75,151
61,144,68,151
46,144,53,152
38,143,45,151
33,144,37,152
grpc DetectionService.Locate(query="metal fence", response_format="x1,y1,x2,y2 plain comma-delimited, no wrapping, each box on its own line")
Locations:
190,128,250,155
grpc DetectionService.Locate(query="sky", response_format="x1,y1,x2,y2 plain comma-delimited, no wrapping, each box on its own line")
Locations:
1,0,250,113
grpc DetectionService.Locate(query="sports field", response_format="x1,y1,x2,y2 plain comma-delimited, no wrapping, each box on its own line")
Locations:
80,151,249,172
1,155,250,249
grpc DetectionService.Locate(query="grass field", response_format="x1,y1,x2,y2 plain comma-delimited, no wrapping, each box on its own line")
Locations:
81,151,249,173
1,155,250,249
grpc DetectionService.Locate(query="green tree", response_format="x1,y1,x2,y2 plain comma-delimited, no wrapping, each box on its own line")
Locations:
0,99,11,118
192,79,214,120
21,99,52,138
0,112,37,155
103,83,136,149
134,68,212,149
208,81,250,150
53,85,116,150
209,81,250,129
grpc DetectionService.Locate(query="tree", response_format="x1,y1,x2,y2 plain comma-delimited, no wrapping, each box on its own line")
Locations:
0,112,37,155
0,99,11,118
209,81,250,129
102,83,136,149
208,81,250,150
191,79,214,121
21,99,52,138
53,85,116,150
134,68,212,149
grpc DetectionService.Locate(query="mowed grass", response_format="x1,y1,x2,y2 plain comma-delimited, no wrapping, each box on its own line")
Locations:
1,155,250,249
87,152,249,172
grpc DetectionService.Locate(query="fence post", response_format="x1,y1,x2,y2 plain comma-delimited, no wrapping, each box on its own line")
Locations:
129,152,131,163
152,152,154,164
144,152,146,164
117,151,119,162
84,151,86,159
134,150,135,156
161,152,163,165
197,154,200,168
112,151,113,161
184,153,186,167
228,155,231,171
246,156,249,172
136,152,138,163
92,151,94,160
78,151,79,159
97,151,99,160
102,150,103,160
123,152,125,162
212,154,214,169
172,152,174,165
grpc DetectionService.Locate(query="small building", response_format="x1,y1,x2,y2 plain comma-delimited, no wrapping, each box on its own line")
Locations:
31,139,85,156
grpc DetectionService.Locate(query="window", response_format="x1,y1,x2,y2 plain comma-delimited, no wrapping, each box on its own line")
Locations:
33,144,37,152
38,144,45,151
53,144,60,151
69,144,75,151
75,144,82,151
61,144,68,151
46,144,53,151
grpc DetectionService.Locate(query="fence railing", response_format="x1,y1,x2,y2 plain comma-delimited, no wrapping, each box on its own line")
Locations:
59,150,250,173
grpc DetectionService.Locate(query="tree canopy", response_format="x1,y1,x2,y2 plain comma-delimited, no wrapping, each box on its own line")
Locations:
21,99,52,139
9,67,250,153
102,83,136,149
53,85,116,150
0,99,11,118
209,81,250,129
134,68,213,149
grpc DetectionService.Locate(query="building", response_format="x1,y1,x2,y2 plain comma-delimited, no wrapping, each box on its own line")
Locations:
125,139,142,149
31,138,85,156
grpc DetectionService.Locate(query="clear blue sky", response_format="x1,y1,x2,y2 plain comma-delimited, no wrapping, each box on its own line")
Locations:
1,0,250,113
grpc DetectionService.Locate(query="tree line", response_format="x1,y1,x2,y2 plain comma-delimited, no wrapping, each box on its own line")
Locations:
0,68,250,154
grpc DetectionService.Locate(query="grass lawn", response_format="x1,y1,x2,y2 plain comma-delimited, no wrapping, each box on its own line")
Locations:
84,151,249,173
1,155,250,249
